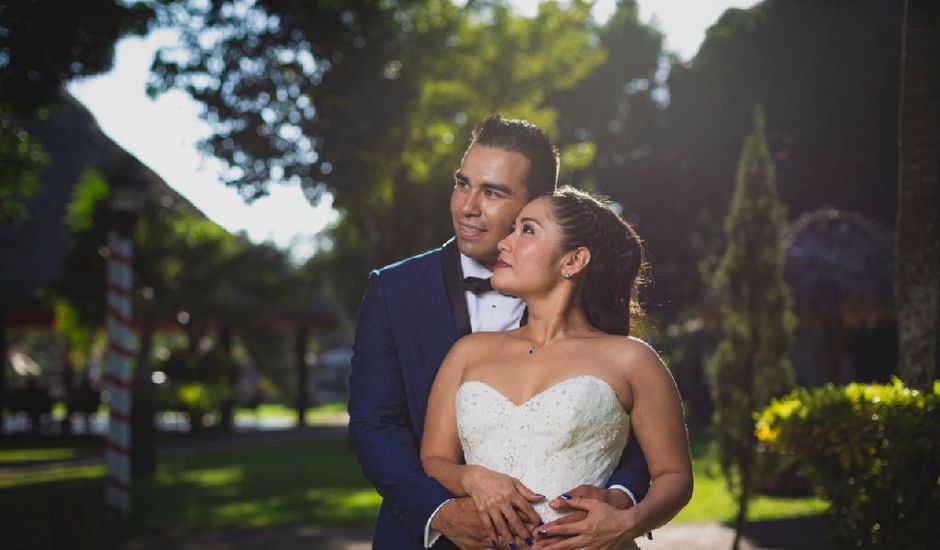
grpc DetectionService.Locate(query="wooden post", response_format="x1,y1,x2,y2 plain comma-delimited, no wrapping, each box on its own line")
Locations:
295,323,308,427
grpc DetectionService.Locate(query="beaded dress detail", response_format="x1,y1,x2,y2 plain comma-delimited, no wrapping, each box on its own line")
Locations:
456,375,633,532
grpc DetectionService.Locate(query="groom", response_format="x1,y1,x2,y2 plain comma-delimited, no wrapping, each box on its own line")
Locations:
349,115,650,549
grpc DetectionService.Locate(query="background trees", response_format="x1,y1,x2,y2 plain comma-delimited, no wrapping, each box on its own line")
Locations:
0,0,154,222
634,0,902,312
707,107,795,549
151,0,622,314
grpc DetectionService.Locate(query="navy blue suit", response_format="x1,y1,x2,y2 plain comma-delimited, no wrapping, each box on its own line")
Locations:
348,240,650,549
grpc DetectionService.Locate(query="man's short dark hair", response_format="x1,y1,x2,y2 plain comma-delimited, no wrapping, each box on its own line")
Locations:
469,114,559,198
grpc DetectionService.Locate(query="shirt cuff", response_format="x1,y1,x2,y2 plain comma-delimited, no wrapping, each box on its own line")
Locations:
424,498,454,548
608,485,652,540
607,484,637,508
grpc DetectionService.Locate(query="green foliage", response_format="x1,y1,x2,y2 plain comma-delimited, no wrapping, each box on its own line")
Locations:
0,0,153,113
706,105,796,536
64,169,110,233
169,381,231,416
154,346,235,419
0,0,154,228
134,200,243,329
549,0,663,183
153,0,607,268
0,112,47,223
52,300,100,371
756,380,940,549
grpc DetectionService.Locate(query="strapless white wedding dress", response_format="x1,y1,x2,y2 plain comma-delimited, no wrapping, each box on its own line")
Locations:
456,374,637,547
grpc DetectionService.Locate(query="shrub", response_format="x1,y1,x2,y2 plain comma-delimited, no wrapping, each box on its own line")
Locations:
756,379,940,549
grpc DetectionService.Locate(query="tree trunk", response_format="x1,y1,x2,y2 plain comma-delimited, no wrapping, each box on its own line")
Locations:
60,339,73,435
820,321,846,384
185,319,207,356
217,326,235,432
0,306,7,437
131,312,156,477
731,333,762,549
731,448,752,550
896,0,940,390
295,323,309,428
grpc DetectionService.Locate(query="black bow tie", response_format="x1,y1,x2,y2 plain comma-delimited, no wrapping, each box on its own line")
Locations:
461,276,494,295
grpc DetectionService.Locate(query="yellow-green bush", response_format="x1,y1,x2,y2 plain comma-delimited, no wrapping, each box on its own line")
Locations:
153,346,235,428
756,379,940,549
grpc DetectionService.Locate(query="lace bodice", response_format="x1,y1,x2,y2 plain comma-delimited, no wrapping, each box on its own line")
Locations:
455,374,630,524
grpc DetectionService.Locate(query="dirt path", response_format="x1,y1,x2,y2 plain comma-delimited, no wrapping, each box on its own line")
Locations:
110,515,833,550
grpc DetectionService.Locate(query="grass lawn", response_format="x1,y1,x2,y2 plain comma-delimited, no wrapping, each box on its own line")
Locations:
0,430,828,531
234,401,348,424
675,432,829,522
0,434,104,466
0,446,85,464
131,437,380,530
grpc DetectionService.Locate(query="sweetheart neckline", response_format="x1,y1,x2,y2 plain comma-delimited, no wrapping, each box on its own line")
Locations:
458,374,625,411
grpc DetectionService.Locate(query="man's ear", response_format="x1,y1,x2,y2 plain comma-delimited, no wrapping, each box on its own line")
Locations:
562,247,591,278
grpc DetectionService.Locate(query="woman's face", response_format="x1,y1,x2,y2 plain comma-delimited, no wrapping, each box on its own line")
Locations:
492,197,565,296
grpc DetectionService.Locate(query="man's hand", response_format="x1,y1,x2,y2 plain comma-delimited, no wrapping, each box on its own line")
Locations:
431,497,492,549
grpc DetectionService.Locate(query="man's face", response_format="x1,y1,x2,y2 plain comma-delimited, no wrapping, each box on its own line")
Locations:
450,144,530,270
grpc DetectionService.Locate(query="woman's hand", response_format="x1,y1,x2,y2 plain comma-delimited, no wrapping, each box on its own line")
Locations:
463,465,544,549
546,484,632,514
534,485,632,546
532,496,639,550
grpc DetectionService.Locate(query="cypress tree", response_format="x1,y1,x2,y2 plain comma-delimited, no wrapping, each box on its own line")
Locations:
706,105,796,549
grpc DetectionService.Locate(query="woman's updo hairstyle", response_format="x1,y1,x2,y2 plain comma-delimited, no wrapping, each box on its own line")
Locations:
549,186,649,336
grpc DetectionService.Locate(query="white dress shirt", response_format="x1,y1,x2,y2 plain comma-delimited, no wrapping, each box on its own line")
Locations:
460,253,527,333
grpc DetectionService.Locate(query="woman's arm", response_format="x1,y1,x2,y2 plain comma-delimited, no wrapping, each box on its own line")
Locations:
420,337,474,495
620,339,693,530
421,336,543,548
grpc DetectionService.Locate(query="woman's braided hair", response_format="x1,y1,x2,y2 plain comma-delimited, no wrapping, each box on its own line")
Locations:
549,186,650,336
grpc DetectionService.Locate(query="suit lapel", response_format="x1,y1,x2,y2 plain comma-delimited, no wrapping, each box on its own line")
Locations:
441,238,472,338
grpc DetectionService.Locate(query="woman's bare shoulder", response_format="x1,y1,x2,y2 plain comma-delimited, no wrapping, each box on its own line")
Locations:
448,331,516,361
597,335,667,371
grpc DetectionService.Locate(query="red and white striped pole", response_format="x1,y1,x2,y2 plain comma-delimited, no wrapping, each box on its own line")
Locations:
105,230,134,516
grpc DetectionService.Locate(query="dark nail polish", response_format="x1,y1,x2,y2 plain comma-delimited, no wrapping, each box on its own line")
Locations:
537,529,547,538
561,493,572,499
509,543,517,550
524,536,533,545
537,520,544,526
491,540,498,549
535,493,546,498
647,531,654,540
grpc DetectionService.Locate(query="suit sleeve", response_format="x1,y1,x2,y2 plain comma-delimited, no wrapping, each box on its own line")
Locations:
347,271,454,543
606,431,651,502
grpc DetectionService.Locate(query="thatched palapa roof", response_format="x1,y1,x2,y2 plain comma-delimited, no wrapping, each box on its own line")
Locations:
783,207,894,329
0,89,207,306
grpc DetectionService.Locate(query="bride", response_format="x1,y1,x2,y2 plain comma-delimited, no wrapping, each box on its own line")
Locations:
420,187,693,550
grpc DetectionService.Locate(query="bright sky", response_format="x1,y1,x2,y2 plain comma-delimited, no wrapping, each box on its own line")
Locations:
67,0,757,263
